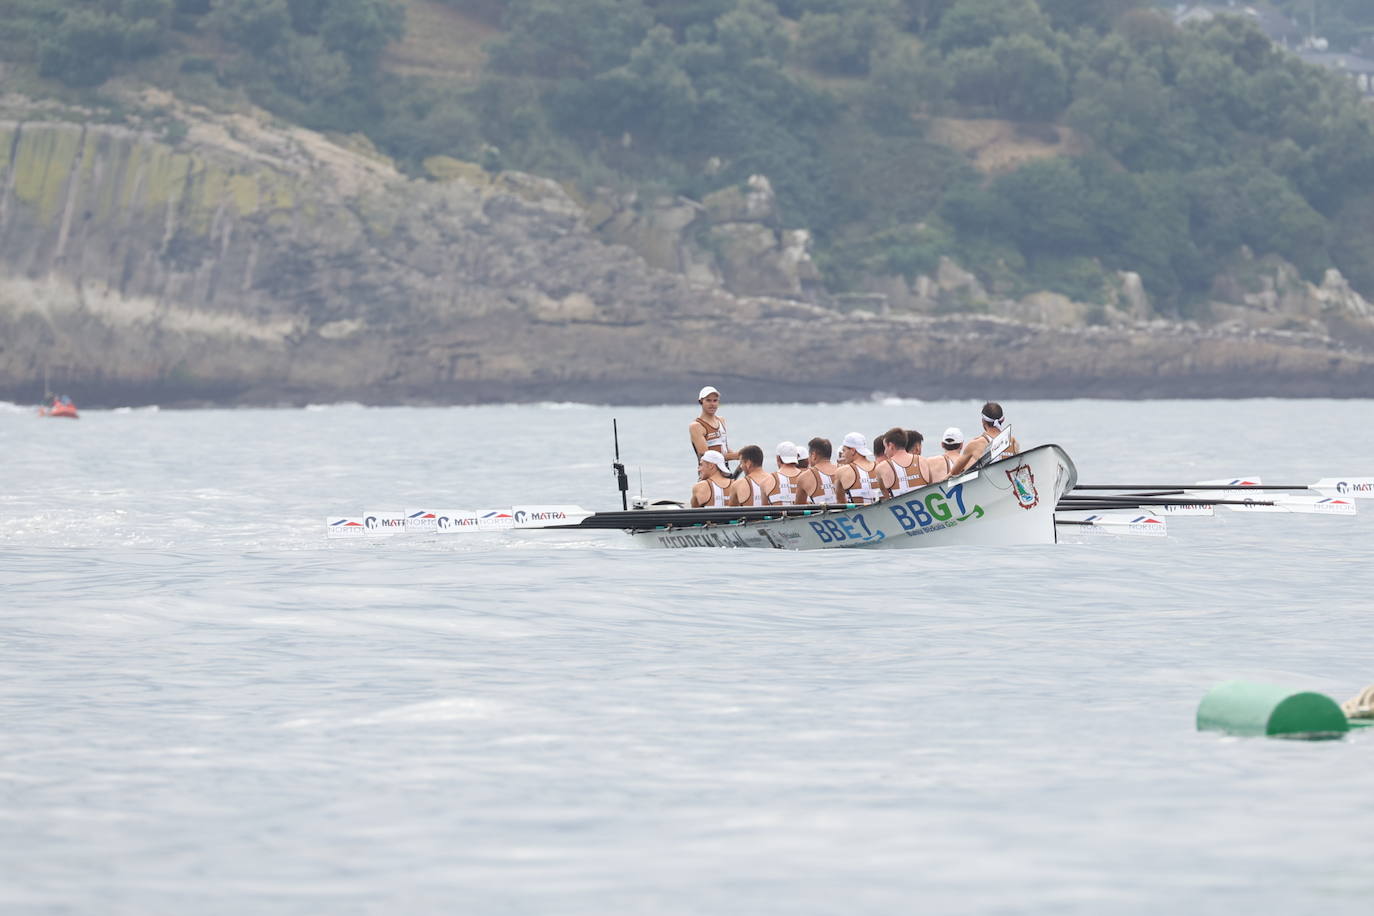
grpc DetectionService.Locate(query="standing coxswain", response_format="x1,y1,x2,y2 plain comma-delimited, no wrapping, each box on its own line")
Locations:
877,425,929,497
796,437,840,505
836,432,881,505
690,451,734,508
949,402,1020,476
770,442,805,505
729,445,779,507
689,386,740,467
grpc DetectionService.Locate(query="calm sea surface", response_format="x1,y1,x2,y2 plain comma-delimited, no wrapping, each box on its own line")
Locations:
2,398,1372,915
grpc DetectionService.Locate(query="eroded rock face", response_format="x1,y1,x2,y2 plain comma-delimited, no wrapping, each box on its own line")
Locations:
1,98,1372,406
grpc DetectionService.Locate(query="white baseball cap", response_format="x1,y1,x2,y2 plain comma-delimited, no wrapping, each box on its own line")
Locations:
841,432,874,459
698,386,720,400
793,444,811,463
699,450,728,470
941,427,964,446
775,441,798,463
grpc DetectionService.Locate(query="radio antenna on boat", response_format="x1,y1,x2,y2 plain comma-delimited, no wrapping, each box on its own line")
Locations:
612,419,629,510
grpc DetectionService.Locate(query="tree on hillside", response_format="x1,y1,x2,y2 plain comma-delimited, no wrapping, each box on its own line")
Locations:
1037,0,1143,33
932,0,1050,52
947,33,1068,119
487,0,654,79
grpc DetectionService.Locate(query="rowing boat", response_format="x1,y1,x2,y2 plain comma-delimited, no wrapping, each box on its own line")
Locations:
624,444,1075,550
326,426,1368,547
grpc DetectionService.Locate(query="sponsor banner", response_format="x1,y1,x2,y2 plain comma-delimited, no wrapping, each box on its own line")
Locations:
327,517,369,539
362,510,407,536
405,509,441,533
511,505,590,528
1312,477,1374,499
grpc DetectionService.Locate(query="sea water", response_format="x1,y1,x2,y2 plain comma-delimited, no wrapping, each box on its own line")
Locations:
2,398,1372,915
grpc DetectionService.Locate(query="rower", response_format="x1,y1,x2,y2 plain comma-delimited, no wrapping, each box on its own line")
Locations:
729,445,778,507
796,437,840,505
950,402,1021,475
938,428,964,477
689,385,740,467
909,428,949,484
690,451,734,508
877,425,928,497
771,442,805,505
836,432,881,505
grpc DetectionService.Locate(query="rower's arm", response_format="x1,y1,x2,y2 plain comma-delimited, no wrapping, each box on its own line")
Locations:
727,478,747,507
921,455,947,484
688,421,707,458
794,469,815,505
690,481,708,508
876,460,895,497
950,440,985,476
834,466,855,502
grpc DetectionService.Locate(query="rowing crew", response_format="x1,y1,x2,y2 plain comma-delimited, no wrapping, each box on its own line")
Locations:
690,404,1021,508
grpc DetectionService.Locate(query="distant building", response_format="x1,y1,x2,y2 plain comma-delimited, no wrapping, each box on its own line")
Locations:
1296,51,1374,97
1172,4,1374,98
1171,3,1303,50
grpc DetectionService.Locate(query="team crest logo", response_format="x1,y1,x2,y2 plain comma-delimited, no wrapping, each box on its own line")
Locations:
1337,481,1350,494
1006,463,1039,510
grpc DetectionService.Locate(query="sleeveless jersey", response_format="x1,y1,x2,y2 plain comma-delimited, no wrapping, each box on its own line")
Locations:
886,455,927,497
695,417,729,455
808,468,838,505
976,430,1020,462
705,479,727,508
845,461,881,505
743,473,775,507
772,470,800,505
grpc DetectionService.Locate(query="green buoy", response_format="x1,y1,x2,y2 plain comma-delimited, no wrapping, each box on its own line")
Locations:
1197,681,1350,740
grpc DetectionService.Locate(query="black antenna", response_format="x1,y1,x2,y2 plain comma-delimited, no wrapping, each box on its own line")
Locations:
612,419,629,510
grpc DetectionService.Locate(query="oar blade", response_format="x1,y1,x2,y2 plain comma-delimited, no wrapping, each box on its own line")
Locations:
433,509,517,533
511,505,595,528
1310,477,1374,499
1154,503,1215,517
1224,495,1358,516
1056,513,1169,537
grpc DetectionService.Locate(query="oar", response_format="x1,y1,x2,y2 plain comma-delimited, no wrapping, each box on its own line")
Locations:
1074,477,1374,498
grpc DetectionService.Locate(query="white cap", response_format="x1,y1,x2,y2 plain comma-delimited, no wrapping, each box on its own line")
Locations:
775,441,798,463
697,386,720,400
841,432,874,459
699,450,728,470
941,427,964,446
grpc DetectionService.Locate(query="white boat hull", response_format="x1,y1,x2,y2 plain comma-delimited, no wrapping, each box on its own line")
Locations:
626,444,1077,550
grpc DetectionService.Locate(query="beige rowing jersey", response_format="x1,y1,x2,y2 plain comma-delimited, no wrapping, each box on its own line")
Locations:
809,467,838,505
771,469,801,505
973,430,1020,461
845,460,882,505
741,473,776,507
885,454,927,497
694,417,729,456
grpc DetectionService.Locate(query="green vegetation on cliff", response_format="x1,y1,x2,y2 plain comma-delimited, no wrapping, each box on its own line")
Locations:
5,0,1374,310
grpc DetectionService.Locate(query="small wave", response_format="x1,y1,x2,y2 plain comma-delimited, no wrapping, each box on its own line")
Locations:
533,401,596,410
112,405,160,414
305,402,367,411
0,401,36,414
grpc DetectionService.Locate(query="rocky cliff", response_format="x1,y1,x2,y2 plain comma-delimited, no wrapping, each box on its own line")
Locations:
2,93,1372,406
